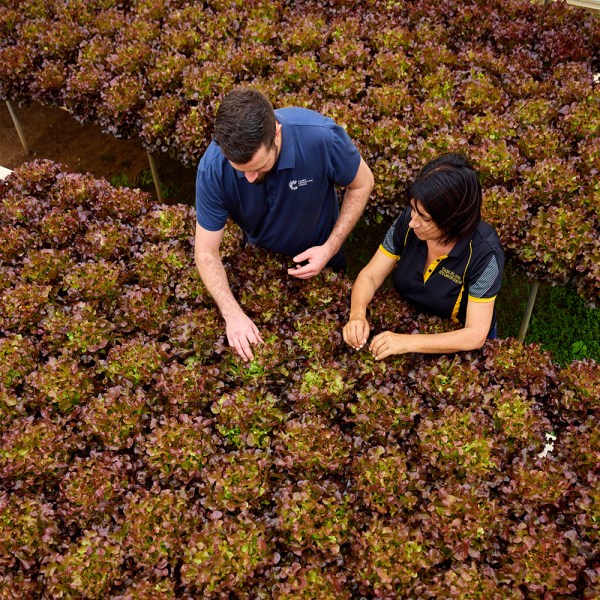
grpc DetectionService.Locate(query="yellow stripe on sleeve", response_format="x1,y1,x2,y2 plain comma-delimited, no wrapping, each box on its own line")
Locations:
468,295,497,303
378,244,400,260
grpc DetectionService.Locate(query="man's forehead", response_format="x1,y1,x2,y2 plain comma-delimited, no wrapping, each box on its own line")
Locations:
229,144,272,172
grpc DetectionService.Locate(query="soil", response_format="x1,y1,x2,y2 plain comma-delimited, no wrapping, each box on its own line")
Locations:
0,100,198,206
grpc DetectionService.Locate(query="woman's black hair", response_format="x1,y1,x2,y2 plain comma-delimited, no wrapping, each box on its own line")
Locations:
408,153,482,245
214,87,277,164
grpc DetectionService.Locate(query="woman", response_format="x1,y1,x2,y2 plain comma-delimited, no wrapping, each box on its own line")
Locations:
343,153,504,359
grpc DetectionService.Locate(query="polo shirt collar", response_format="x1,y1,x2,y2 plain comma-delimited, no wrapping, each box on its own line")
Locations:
274,118,295,171
448,231,474,257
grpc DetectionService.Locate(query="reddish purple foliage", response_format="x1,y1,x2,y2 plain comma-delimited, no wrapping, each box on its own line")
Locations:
0,132,598,595
0,0,597,296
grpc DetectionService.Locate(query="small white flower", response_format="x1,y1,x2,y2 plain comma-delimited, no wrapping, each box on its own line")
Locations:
537,432,557,458
537,443,554,458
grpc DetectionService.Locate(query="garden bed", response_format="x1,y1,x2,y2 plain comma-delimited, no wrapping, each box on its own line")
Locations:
1,161,598,597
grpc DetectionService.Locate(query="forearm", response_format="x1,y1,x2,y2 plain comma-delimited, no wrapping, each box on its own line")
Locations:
389,327,488,355
371,296,494,358
324,186,371,260
195,251,244,320
323,159,373,257
326,192,369,257
194,221,263,361
349,250,396,319
349,270,378,319
289,185,371,279
370,322,491,360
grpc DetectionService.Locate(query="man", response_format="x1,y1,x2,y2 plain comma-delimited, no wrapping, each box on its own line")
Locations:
195,87,374,361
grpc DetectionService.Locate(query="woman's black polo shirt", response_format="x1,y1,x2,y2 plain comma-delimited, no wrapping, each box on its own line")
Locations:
380,207,504,329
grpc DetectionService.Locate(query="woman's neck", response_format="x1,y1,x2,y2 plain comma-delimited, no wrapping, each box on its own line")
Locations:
427,238,455,257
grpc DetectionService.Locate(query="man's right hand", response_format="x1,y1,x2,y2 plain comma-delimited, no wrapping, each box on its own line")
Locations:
343,316,370,350
225,312,264,362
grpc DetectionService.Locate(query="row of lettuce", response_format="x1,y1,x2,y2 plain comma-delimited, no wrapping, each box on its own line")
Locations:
0,0,599,302
1,160,598,597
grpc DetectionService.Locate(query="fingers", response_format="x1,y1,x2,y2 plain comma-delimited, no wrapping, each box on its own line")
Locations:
369,332,382,358
288,263,318,279
342,324,352,347
343,320,370,350
252,324,265,345
288,247,327,279
343,327,359,349
369,331,393,360
229,331,257,362
227,323,264,363
292,250,310,263
232,336,254,362
288,254,316,279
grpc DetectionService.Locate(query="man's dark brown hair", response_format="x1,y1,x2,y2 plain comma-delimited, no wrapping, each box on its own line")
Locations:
214,88,277,164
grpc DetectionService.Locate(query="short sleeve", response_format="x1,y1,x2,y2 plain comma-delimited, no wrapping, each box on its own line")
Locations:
379,207,411,258
466,234,504,302
380,217,401,258
195,143,229,231
327,124,361,187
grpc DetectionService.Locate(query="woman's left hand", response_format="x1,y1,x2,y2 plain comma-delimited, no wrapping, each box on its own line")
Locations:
369,331,412,360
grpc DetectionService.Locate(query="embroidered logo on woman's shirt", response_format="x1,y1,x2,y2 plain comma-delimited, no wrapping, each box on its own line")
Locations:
439,267,462,284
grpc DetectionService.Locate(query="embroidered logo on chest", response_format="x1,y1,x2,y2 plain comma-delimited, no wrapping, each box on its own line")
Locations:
439,267,462,284
288,178,313,191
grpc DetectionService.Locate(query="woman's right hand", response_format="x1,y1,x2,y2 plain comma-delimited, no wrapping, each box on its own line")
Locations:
343,316,370,350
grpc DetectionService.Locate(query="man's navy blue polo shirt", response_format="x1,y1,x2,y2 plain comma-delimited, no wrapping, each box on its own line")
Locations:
380,207,504,329
195,107,361,258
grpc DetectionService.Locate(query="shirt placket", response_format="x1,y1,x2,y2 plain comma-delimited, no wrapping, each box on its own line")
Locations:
423,256,447,284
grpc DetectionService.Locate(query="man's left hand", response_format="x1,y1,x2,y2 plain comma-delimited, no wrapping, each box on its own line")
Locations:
288,245,331,279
